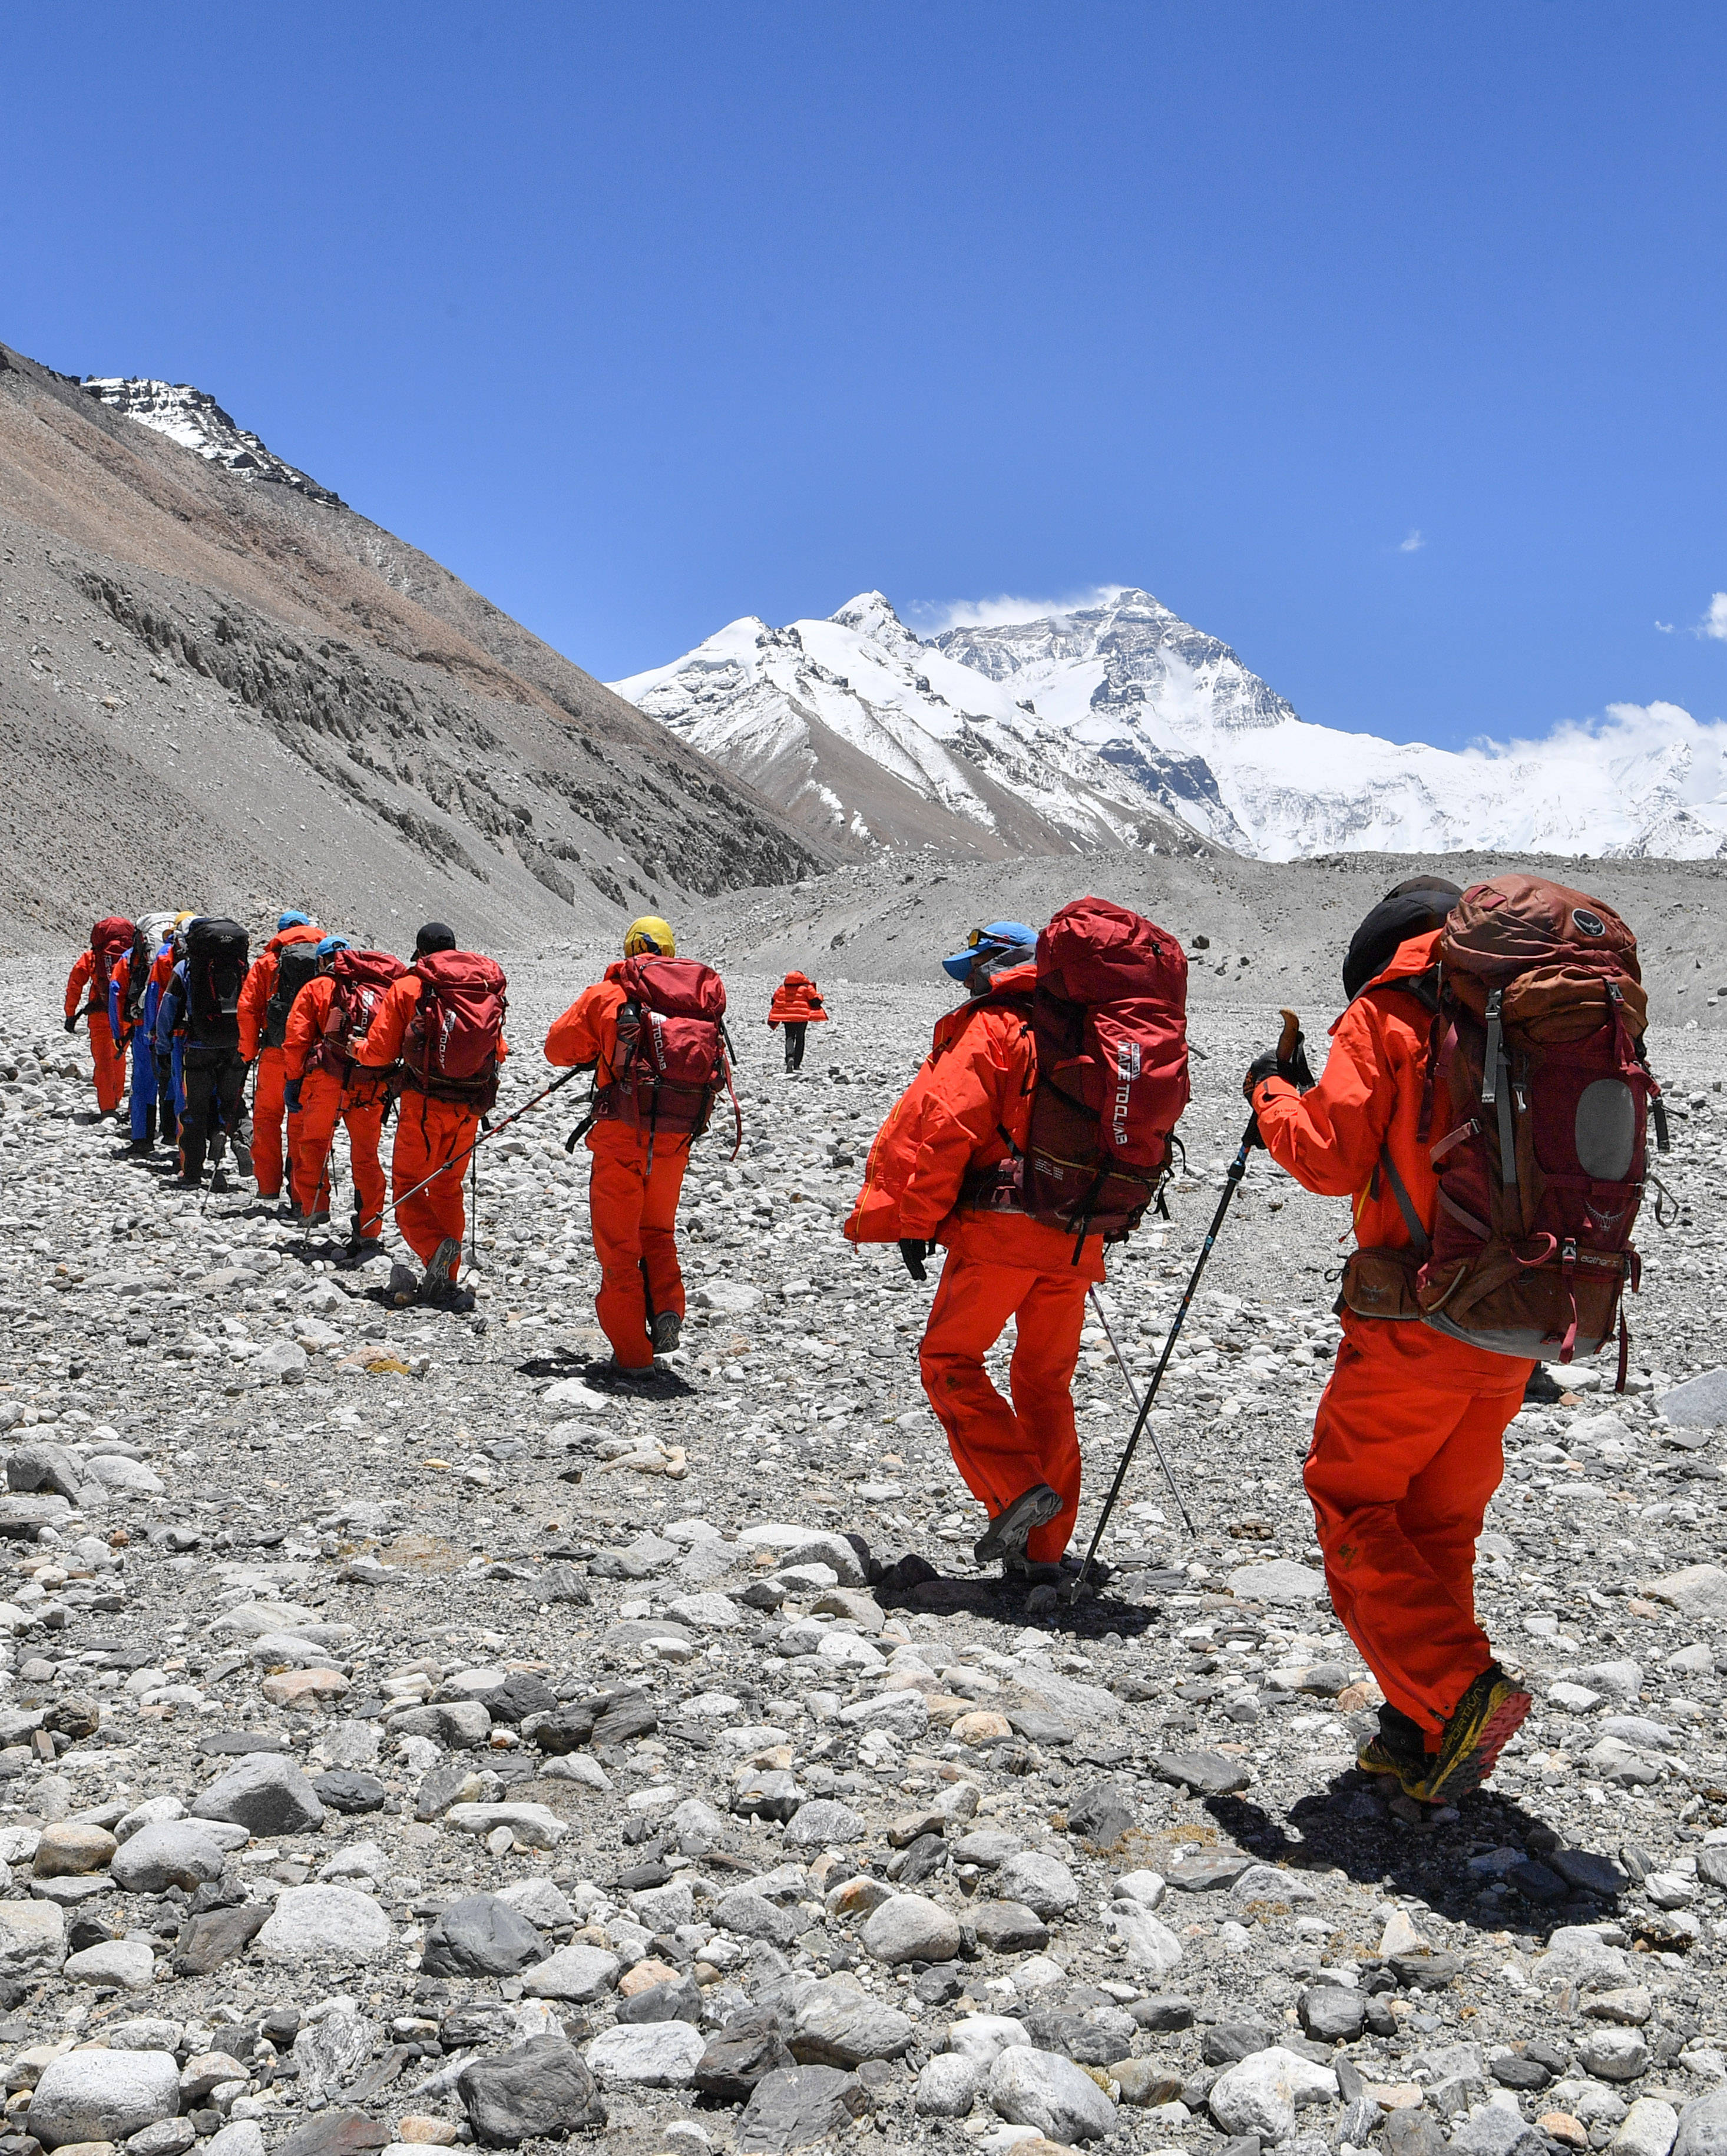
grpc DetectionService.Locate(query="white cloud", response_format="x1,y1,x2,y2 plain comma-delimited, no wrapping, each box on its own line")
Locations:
1398,529,1425,553
1700,592,1727,641
908,585,1129,632
1655,620,1675,634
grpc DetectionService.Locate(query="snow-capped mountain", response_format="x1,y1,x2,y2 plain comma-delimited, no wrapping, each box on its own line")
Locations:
614,587,1727,862
82,377,343,506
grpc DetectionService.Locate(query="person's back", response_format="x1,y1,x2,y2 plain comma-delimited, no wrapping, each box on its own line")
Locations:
240,911,322,1207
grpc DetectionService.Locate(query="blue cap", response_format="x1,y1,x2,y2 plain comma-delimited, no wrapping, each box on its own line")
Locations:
316,935,350,958
278,910,311,932
941,920,1038,983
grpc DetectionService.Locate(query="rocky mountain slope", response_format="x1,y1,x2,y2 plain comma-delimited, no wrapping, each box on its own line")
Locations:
0,344,829,953
616,589,1727,865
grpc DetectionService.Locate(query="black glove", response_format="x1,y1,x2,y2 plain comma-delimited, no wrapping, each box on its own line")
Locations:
898,1238,936,1283
1243,1036,1315,1104
63,1014,77,1034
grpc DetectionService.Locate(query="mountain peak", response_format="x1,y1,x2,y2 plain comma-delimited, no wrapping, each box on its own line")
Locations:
82,376,343,506
828,590,915,644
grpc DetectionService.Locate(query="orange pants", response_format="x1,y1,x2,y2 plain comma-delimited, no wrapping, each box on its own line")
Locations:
392,1090,476,1278
289,1072,386,1237
588,1130,690,1367
89,1014,125,1114
1304,1317,1530,1741
252,1048,289,1197
919,1253,1089,1565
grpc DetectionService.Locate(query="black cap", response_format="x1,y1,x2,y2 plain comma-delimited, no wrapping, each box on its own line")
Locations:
1342,877,1462,1001
415,921,456,956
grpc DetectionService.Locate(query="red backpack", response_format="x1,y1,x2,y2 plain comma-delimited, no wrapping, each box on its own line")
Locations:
1413,874,1667,1387
401,951,508,1111
966,896,1190,1257
312,950,408,1084
90,917,136,1004
597,956,739,1154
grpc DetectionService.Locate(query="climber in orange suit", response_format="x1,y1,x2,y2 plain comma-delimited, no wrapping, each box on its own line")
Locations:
845,921,1097,1584
351,923,506,1306
1248,876,1534,1808
63,940,126,1112
544,915,692,1370
282,938,388,1243
238,910,322,1206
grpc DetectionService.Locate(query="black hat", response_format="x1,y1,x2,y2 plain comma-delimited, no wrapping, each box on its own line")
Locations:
1342,876,1462,1001
415,921,456,956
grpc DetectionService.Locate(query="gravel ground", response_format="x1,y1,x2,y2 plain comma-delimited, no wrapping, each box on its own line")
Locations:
0,945,1721,2156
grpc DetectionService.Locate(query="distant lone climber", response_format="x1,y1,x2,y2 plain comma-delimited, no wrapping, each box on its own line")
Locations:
767,971,827,1072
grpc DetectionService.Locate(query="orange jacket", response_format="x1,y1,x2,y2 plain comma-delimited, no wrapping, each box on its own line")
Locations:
544,971,630,1083
844,965,1104,1277
64,951,96,1021
238,924,323,1059
352,965,510,1082
1253,929,1443,1253
768,973,827,1026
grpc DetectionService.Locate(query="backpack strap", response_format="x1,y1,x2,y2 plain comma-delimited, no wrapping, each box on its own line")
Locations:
1478,987,1518,1190
1369,1143,1431,1261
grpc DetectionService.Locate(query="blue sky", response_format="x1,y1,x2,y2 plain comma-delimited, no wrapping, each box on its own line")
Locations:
5,3,1725,749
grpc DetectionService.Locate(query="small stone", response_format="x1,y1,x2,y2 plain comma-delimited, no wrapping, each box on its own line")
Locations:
585,2021,706,2088
916,2055,984,2117
861,1892,961,1965
971,1901,1050,1955
174,1903,269,1978
310,1771,386,1814
1579,2031,1652,2083
1104,1902,1183,1975
714,1889,801,1948
262,1668,350,1707
1645,1566,1727,1620
443,1801,569,1849
1149,1749,1252,1796
178,2055,247,2104
65,1940,155,1989
1226,1558,1326,1604
693,2017,797,2104
951,1710,1014,1746
191,1752,326,1836
112,1823,229,1895
29,2052,180,2148
458,2036,606,2145
1540,2117,1592,2152
1064,1780,1137,1846
395,2123,459,2146
1298,1985,1365,2043
790,1979,916,2067
0,1896,67,1978
988,2046,1117,2144
495,1877,576,1929
1451,2109,1544,2156
128,2121,198,2156
255,1885,395,1963
1612,2099,1680,2156
520,1943,621,2002
735,2064,869,2154
1208,2045,1338,2144
421,1895,548,1978
995,1850,1080,1920
33,1821,118,1877
782,1799,866,1849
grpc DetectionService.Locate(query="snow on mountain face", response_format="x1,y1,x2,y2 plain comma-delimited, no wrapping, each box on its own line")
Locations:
615,587,1727,863
82,377,342,506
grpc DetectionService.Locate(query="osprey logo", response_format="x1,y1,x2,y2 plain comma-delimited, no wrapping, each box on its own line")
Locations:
1112,1041,1141,1147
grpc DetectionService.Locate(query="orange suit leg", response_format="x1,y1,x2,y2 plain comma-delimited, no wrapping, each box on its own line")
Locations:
919,1254,1087,1564
289,1072,343,1218
252,1048,288,1197
640,1145,690,1323
391,1093,474,1275
343,1098,387,1241
588,1137,654,1367
1303,1320,1524,1739
89,1015,125,1114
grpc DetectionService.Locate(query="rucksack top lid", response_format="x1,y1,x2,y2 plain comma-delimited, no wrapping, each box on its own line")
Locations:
1035,895,1189,1011
187,916,247,951
331,948,407,991
92,916,137,964
618,955,726,1022
1441,875,1640,987
418,949,507,998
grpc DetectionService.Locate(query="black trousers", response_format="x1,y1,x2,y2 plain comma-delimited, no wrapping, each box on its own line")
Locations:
180,1047,247,1180
783,1022,808,1071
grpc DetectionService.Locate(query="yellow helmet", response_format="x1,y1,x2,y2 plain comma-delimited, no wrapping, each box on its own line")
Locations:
624,915,676,959
173,910,196,928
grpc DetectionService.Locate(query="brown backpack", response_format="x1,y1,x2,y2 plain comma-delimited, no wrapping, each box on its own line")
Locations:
1412,874,1669,1387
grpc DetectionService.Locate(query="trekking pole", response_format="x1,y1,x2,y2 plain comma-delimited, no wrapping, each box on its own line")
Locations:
469,1144,478,1274
1085,1286,1195,1535
1065,1010,1303,1602
386,1067,581,1220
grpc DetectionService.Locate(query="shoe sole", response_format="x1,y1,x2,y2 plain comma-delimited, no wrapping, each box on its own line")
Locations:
975,1485,1064,1566
1413,1687,1531,1806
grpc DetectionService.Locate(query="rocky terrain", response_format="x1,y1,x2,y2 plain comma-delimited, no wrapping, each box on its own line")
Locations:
0,343,829,953
0,902,1721,2156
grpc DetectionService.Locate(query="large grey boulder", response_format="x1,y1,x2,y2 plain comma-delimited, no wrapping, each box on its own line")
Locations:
111,1821,229,1895
989,2045,1118,2143
790,1979,915,2068
861,1893,960,1965
459,2036,606,2145
29,2049,180,2148
1676,2089,1727,2156
254,1885,395,1962
191,1752,325,1836
584,2022,705,2088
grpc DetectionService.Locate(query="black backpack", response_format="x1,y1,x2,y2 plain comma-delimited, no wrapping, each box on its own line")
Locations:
264,941,322,1048
185,918,249,1049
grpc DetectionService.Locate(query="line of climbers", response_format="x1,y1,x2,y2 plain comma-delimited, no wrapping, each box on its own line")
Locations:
63,870,1665,1811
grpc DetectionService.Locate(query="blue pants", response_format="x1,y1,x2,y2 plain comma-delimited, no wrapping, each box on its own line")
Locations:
128,1033,157,1140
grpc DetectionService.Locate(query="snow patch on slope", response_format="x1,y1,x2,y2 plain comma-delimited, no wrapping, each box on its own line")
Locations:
83,378,342,506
